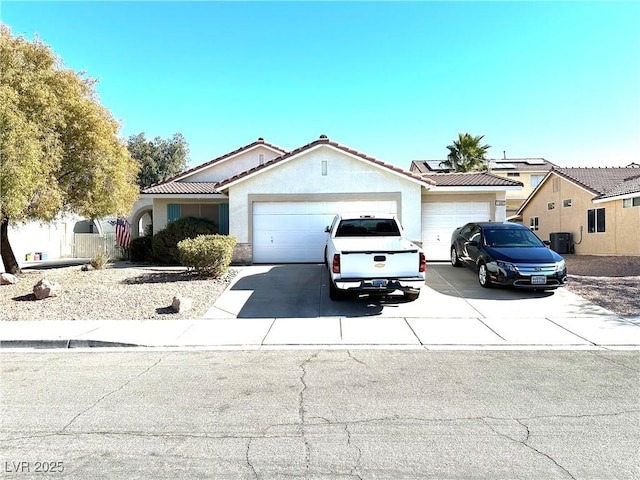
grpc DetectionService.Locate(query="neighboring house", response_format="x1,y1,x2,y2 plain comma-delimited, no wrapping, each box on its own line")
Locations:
135,135,523,262
411,157,556,219
517,166,640,256
4,214,79,268
3,215,126,271
487,158,556,219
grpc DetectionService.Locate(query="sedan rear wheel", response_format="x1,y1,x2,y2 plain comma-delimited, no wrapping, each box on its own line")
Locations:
478,263,492,288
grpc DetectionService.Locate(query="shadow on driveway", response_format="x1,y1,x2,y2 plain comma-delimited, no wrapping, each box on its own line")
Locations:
230,264,416,319
227,263,613,320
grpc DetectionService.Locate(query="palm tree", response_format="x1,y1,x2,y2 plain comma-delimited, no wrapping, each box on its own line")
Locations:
440,133,491,172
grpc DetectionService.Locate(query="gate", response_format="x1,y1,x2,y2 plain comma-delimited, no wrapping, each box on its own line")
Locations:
73,233,123,259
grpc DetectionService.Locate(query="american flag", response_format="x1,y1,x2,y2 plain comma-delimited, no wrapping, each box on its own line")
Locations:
115,218,131,249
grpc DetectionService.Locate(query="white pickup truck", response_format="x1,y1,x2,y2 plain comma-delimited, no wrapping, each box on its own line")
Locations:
324,214,426,301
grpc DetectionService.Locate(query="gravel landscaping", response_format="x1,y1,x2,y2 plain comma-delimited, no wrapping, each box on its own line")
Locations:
0,263,237,321
1,255,638,320
563,255,640,317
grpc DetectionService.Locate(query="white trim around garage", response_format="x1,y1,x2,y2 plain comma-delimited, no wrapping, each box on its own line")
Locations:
250,193,401,263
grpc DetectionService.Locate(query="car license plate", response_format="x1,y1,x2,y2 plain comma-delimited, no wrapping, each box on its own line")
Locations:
372,279,388,288
531,276,547,285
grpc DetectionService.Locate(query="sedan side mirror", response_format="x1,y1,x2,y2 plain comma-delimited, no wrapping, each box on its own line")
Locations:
325,226,330,233
543,240,551,248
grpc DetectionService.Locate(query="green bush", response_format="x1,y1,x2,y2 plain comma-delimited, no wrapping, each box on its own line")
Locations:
178,234,237,277
129,236,153,262
152,216,218,265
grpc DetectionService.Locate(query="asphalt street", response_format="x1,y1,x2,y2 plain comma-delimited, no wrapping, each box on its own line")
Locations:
1,350,639,479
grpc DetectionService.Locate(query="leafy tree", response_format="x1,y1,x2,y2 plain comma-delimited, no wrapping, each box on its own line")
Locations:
440,133,491,172
0,24,139,274
127,132,189,188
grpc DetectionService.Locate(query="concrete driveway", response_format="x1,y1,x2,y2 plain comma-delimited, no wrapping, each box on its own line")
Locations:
4,264,638,350
195,263,640,348
207,263,616,320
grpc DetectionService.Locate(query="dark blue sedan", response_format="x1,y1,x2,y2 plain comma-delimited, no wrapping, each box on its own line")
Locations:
450,222,567,289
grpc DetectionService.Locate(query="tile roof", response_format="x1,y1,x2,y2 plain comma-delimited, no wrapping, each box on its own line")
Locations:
411,158,556,173
142,182,220,195
553,167,640,199
420,172,524,187
215,135,435,190
144,137,288,189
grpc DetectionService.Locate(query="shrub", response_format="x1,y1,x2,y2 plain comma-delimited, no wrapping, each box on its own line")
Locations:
178,234,237,277
129,236,153,262
90,251,109,270
152,216,218,265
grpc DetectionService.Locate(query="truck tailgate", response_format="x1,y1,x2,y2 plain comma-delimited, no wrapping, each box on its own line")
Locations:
334,237,420,278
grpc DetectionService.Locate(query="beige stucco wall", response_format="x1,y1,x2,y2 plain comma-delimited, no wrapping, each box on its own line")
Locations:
226,145,424,246
521,175,640,255
186,146,282,183
493,171,546,216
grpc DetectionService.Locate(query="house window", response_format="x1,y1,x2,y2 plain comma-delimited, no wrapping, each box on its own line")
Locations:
529,217,539,231
168,203,220,225
531,175,544,188
167,204,181,223
623,197,640,208
507,172,520,177
563,199,572,208
547,202,555,210
587,208,605,233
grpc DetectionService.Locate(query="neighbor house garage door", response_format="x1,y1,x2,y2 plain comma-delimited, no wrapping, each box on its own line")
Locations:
421,201,491,261
253,200,397,263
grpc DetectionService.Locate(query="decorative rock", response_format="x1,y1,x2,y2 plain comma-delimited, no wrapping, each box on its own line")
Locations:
33,279,61,300
1,273,18,285
171,296,193,313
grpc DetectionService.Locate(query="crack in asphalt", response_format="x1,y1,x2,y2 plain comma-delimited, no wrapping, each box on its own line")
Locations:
347,350,366,366
481,417,577,480
344,423,363,480
298,353,317,475
246,437,259,479
57,352,171,434
588,351,640,373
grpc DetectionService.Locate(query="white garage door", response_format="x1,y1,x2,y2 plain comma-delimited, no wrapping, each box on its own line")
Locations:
421,202,491,261
253,200,397,263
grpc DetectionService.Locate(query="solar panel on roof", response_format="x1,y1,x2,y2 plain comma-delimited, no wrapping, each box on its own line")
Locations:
526,159,545,165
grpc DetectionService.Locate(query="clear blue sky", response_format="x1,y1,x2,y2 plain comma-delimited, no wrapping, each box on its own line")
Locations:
3,1,639,169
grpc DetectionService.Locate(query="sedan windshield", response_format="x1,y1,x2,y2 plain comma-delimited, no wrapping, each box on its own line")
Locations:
483,228,545,248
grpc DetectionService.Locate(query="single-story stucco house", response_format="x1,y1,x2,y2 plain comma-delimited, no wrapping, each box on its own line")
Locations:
517,166,640,256
132,135,523,262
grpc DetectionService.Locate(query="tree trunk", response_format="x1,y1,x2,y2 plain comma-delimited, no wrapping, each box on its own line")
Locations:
1,217,21,275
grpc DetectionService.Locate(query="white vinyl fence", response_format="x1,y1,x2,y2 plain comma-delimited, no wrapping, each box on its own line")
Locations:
73,233,125,259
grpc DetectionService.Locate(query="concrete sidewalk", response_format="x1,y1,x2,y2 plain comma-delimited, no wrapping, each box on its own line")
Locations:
2,264,639,351
1,315,639,351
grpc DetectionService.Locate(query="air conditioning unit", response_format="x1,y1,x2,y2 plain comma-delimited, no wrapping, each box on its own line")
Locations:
549,232,572,254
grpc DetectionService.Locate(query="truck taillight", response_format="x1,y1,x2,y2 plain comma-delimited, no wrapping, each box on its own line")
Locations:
419,252,426,272
332,254,341,274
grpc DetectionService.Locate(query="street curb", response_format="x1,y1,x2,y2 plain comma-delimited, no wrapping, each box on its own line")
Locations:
0,339,141,349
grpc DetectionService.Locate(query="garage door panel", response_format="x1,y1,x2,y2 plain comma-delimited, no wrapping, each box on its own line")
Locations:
421,202,490,261
253,201,396,263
